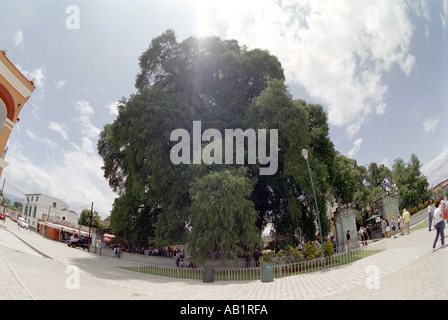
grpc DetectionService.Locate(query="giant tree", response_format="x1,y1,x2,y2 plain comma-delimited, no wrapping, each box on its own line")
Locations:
98,29,337,255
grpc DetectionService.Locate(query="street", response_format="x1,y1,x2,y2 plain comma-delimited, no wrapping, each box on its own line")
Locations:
0,213,447,302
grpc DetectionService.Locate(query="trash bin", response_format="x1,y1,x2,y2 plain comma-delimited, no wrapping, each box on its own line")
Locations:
203,265,214,283
260,264,274,282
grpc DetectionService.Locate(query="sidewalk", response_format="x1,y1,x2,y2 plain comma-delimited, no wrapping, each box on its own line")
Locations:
0,216,447,300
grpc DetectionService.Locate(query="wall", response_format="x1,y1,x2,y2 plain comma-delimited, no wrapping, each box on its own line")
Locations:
333,205,359,250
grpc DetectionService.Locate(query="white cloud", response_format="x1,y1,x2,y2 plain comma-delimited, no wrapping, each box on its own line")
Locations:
216,0,416,138
25,129,57,149
55,80,67,90
2,95,116,218
422,117,439,133
3,138,116,218
407,0,431,22
48,121,69,140
75,100,101,138
347,138,363,158
422,145,448,187
442,0,448,28
13,30,24,49
17,65,46,90
106,101,121,117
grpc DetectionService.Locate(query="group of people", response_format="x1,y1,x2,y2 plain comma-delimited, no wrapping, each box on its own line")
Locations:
355,197,447,252
380,209,411,239
245,249,262,268
352,207,413,247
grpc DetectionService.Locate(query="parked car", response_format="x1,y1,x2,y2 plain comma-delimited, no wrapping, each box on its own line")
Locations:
66,238,88,249
17,217,28,229
0,213,5,221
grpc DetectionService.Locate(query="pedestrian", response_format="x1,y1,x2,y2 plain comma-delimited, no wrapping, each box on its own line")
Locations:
176,250,181,268
275,244,280,254
381,219,387,238
432,199,445,252
358,227,364,245
245,251,251,268
330,236,336,250
391,217,397,238
346,230,351,251
254,249,260,267
402,209,411,234
359,227,367,246
398,214,403,235
385,220,391,238
428,200,433,231
441,199,448,222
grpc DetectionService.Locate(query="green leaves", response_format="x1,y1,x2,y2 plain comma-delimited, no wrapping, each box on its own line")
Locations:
98,29,339,254
392,154,430,210
188,167,261,263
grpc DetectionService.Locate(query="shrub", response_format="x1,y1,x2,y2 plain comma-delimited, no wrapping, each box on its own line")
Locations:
323,241,334,257
302,242,321,261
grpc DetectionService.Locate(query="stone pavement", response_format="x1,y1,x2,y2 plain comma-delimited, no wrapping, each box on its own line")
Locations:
0,216,447,301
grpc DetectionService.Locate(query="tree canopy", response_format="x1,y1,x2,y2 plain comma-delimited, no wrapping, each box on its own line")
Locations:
98,30,431,259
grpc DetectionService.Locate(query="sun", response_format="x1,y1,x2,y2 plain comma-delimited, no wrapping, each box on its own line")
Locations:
194,0,216,37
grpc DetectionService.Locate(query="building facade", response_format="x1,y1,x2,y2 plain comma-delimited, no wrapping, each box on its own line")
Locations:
23,193,78,231
0,50,35,176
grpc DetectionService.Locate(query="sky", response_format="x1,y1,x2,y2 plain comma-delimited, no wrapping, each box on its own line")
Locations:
0,0,447,218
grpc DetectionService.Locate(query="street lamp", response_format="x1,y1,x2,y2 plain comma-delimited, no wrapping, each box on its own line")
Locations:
302,148,325,268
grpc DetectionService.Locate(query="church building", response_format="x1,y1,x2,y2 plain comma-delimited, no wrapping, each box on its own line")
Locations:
0,50,35,176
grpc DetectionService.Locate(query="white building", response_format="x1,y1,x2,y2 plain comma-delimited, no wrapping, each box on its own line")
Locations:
22,193,78,231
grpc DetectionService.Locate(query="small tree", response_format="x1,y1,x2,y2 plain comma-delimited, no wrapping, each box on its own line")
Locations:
79,209,102,228
188,167,262,264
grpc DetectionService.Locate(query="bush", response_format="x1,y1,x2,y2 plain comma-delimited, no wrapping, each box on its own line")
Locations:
302,242,321,261
260,251,274,264
323,241,334,257
261,241,335,265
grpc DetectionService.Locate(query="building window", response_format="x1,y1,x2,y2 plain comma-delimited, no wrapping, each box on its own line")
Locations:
53,202,57,208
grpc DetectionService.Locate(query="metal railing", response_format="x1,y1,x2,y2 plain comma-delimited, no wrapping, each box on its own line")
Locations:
113,240,384,281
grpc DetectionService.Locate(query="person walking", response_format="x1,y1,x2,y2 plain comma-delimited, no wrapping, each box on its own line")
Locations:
441,199,448,222
428,200,433,231
432,199,445,252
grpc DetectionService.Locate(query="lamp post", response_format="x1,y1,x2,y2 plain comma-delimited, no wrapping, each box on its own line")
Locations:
302,148,325,268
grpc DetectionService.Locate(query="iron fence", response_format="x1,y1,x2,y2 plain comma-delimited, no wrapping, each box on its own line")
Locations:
113,240,384,281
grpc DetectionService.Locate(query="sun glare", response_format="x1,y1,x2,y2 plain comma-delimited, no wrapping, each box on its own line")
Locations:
194,0,214,37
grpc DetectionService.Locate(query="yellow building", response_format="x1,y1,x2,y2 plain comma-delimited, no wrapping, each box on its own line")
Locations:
0,50,35,176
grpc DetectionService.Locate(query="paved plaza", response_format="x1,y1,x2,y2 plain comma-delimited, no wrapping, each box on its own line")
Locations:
0,215,447,302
